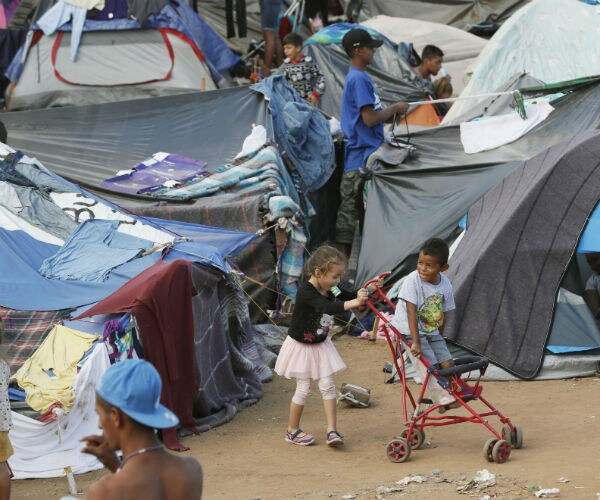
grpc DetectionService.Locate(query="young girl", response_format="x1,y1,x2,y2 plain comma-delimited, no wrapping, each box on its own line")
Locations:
274,245,369,447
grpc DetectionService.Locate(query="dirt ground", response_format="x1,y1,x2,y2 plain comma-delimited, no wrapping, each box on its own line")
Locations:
12,336,600,500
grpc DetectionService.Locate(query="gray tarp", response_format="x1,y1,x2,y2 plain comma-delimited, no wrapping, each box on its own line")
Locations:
356,81,600,287
360,0,530,30
444,130,600,379
2,86,269,186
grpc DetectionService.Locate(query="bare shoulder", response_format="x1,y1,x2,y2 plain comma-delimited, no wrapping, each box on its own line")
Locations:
166,455,203,499
169,454,202,479
87,474,121,500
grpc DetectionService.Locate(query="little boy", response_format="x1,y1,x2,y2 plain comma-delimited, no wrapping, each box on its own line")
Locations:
391,238,456,406
414,45,445,95
281,32,325,106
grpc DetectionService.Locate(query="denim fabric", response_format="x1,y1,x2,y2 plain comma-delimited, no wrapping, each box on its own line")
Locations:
251,75,335,193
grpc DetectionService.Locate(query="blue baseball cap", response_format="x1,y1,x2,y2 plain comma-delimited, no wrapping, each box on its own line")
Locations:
97,359,179,429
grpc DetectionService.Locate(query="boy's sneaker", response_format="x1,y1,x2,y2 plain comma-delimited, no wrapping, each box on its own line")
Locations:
326,430,344,447
285,429,315,446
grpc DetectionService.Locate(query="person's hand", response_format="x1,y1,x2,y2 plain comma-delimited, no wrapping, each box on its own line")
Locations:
310,94,319,106
81,434,120,472
393,101,409,116
366,276,384,293
410,342,422,358
356,288,369,305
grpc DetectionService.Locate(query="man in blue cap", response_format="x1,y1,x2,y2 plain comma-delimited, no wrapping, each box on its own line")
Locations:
80,359,203,499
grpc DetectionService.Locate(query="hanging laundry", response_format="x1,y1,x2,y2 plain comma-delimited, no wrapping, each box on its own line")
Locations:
12,325,99,413
63,0,105,9
36,1,87,61
39,219,154,283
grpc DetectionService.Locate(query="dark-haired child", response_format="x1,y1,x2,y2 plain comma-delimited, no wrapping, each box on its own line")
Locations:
274,245,377,447
415,44,445,95
391,238,457,407
281,32,326,106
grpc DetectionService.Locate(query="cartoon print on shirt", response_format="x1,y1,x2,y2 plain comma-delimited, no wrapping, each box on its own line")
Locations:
303,313,333,343
417,293,444,333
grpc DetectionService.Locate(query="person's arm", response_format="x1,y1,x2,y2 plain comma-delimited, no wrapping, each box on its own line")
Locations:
311,61,326,98
438,310,451,336
360,101,409,127
305,286,366,313
405,301,421,357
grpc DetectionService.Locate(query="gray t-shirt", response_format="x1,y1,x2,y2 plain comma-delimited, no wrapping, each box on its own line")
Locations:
391,270,455,336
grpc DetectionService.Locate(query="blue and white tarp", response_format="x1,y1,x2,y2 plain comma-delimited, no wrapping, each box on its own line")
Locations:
0,147,255,311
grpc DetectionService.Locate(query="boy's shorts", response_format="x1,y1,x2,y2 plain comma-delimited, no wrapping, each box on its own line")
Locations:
404,332,452,367
0,431,13,462
335,170,364,245
260,0,283,31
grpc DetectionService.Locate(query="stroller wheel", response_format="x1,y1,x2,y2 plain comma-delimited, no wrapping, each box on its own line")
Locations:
492,439,511,463
401,428,426,449
502,424,524,449
512,425,524,449
482,438,497,462
386,438,411,463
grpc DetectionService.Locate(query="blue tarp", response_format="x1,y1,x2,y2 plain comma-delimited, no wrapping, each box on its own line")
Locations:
578,203,600,253
0,217,255,311
0,225,162,311
147,217,257,259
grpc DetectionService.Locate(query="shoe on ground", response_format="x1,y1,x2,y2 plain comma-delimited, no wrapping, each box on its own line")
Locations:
326,430,344,447
285,429,315,446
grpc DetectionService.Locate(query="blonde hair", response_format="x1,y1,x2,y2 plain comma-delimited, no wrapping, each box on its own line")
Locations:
303,245,347,279
434,76,453,99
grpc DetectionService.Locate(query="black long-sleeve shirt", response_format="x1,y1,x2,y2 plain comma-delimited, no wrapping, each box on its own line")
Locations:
288,281,356,343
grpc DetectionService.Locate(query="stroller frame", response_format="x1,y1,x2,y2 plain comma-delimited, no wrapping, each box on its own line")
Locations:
363,273,523,464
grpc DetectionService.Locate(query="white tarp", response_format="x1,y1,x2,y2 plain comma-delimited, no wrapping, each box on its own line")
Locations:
9,343,109,479
443,0,600,124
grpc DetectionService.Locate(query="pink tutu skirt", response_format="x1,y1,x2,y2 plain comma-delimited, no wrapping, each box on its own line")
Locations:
274,336,346,380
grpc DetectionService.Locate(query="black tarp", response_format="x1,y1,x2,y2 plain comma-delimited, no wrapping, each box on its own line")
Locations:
444,130,600,379
360,0,530,30
356,81,600,287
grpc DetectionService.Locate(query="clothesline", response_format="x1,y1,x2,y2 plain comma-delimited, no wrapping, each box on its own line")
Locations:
406,89,528,119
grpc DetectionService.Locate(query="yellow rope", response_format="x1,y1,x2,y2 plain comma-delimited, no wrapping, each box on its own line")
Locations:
236,271,369,333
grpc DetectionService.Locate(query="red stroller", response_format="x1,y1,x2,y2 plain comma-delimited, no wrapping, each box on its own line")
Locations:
362,273,523,464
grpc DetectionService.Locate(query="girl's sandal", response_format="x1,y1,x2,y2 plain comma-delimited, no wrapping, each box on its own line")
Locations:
326,430,344,447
